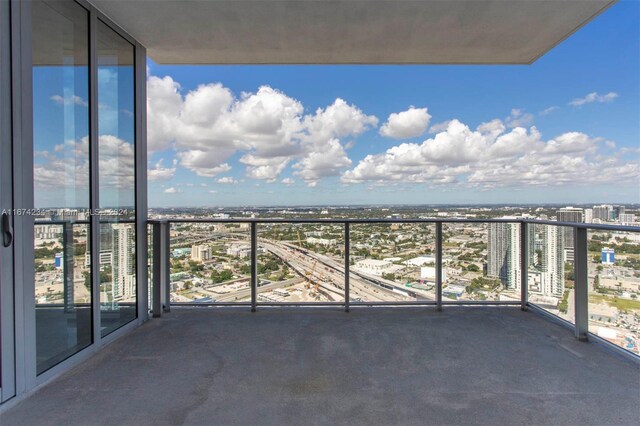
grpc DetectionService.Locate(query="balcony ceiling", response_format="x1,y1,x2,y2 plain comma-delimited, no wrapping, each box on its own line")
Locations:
89,0,615,64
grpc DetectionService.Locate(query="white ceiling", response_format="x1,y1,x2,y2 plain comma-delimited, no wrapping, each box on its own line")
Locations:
89,0,615,64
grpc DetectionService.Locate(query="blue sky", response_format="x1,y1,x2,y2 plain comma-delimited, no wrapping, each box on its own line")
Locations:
34,1,640,208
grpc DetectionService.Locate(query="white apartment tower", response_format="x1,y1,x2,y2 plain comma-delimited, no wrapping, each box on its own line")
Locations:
191,244,211,262
112,224,136,301
487,222,521,290
538,225,565,297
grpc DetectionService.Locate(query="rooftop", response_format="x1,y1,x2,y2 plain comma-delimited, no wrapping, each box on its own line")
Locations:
2,307,638,425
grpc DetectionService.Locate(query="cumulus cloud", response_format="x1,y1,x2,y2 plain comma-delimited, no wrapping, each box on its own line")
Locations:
216,176,239,184
35,135,135,191
164,187,181,194
281,177,295,186
148,74,377,184
569,92,618,106
342,119,639,189
429,120,452,134
505,109,534,128
293,138,352,186
380,107,431,139
50,94,88,107
148,159,177,182
176,150,232,177
539,106,559,116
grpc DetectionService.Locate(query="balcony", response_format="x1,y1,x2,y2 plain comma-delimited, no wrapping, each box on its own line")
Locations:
2,306,639,425
146,217,640,358
2,0,639,421
4,217,636,423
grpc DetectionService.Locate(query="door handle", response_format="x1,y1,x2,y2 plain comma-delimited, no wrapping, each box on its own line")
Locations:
2,212,12,247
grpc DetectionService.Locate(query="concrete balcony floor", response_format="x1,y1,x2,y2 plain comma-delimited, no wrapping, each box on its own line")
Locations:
2,307,639,425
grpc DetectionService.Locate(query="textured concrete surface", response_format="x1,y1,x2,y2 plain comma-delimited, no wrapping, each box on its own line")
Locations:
88,0,614,64
2,307,639,425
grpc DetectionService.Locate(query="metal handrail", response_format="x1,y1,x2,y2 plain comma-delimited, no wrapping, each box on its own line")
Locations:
147,217,640,232
33,215,635,356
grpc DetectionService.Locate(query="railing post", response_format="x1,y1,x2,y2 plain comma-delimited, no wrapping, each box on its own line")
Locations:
435,222,443,311
520,222,529,311
344,222,350,312
161,221,170,313
250,222,257,312
152,222,162,318
574,226,588,341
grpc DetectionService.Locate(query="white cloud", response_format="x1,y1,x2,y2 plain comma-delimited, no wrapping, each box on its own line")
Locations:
281,177,295,186
164,187,181,194
147,74,377,184
147,76,182,152
176,150,232,177
35,135,136,196
505,109,534,128
539,106,559,116
148,159,177,182
293,138,352,186
50,94,88,107
216,176,239,184
429,120,452,134
302,98,378,143
380,107,431,139
569,92,618,107
342,118,639,189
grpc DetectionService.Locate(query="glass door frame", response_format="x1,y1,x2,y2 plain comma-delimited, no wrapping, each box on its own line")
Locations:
1,0,15,403
3,0,148,403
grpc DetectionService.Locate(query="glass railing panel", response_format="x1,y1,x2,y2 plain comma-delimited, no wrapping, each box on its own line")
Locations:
526,224,574,323
441,222,521,302
258,223,345,303
98,221,137,335
34,222,92,374
587,229,640,355
169,222,251,303
349,222,436,303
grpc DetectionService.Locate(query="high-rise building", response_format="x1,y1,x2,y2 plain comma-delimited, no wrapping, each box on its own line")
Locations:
584,208,593,224
613,205,626,220
112,224,136,301
487,221,521,290
191,244,211,262
593,204,613,222
538,225,564,297
619,213,636,225
557,207,583,249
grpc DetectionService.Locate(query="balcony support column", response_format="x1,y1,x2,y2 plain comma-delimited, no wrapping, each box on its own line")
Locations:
161,221,170,313
435,222,443,311
574,227,588,341
250,222,257,312
344,222,350,312
520,222,529,311
151,222,162,317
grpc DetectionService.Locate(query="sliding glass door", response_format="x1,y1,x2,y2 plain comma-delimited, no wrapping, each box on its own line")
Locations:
96,19,137,336
0,0,15,402
31,0,92,375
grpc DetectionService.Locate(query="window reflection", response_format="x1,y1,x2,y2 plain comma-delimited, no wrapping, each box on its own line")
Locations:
32,0,92,374
97,20,137,336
